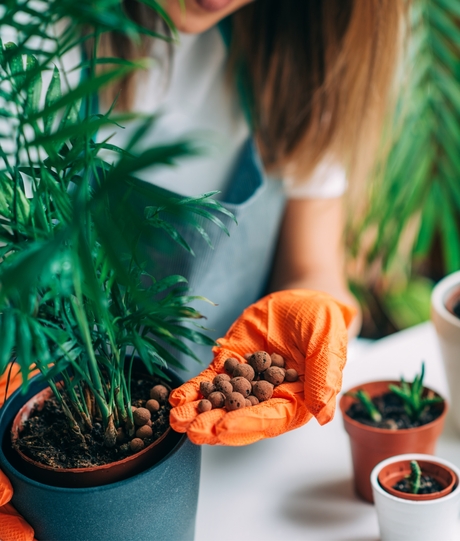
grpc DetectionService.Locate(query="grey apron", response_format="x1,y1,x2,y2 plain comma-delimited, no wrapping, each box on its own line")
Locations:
145,138,286,378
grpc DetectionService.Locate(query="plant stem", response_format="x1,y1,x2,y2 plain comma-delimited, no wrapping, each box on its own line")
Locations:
409,460,421,494
350,390,382,423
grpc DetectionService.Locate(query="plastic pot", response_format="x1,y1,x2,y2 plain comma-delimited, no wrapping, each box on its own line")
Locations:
432,271,460,432
371,454,460,541
340,380,446,503
0,371,201,541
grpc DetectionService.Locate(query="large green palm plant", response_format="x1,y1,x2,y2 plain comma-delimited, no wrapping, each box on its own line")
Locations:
348,0,460,335
0,0,232,446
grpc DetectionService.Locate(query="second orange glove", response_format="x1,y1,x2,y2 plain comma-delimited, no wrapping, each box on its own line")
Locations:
169,289,356,446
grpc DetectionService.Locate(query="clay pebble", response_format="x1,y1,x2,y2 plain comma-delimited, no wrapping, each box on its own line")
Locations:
133,407,151,427
224,357,239,375
231,376,252,397
208,391,226,409
270,353,285,368
225,392,246,411
232,363,255,381
249,351,272,373
213,373,231,386
136,425,153,439
264,366,285,386
252,380,274,402
214,379,233,396
145,399,160,414
284,369,299,382
200,381,215,398
150,385,169,403
130,438,145,452
198,399,212,413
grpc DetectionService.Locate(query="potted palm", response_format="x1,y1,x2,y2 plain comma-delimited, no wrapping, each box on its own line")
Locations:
0,1,232,539
340,364,447,502
371,454,460,541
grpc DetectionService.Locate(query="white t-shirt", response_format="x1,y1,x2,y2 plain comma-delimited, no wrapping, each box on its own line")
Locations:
85,26,348,199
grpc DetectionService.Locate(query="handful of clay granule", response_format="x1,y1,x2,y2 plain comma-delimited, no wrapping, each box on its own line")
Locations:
197,351,299,413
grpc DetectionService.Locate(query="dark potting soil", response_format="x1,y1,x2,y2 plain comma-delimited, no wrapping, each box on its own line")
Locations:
346,392,443,429
393,475,444,494
453,299,460,319
12,377,171,469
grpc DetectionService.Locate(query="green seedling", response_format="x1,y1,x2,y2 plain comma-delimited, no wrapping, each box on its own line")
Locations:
389,362,443,422
347,389,382,423
407,460,421,494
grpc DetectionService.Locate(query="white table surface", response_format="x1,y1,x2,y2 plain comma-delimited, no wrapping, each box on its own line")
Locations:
195,322,460,541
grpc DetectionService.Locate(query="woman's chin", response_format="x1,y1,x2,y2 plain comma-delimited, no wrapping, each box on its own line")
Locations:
194,0,234,13
164,0,252,34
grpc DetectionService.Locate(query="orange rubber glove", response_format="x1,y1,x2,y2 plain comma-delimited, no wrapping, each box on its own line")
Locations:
0,364,37,541
169,289,356,446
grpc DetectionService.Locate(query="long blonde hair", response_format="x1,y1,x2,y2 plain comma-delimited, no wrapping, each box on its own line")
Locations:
98,0,405,185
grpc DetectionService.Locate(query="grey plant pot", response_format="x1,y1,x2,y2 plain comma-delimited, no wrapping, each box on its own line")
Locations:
0,374,201,541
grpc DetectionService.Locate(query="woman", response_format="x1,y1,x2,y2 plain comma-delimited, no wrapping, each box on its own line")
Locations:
93,0,403,370
0,1,406,536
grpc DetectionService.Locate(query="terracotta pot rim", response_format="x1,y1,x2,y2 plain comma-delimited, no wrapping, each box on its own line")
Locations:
340,380,447,434
378,458,457,501
12,385,172,476
371,454,460,505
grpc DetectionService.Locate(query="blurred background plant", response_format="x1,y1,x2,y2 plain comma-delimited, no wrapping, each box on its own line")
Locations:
0,0,231,446
347,0,460,338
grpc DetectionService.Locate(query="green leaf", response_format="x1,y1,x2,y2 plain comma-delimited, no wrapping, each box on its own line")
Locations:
16,315,33,393
25,55,42,115
147,275,188,296
0,233,66,305
4,42,25,88
44,66,62,134
26,66,135,125
435,0,460,18
0,311,16,375
149,218,194,255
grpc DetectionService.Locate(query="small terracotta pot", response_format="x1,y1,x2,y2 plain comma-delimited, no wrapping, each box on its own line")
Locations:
340,380,447,503
378,458,457,501
11,384,175,488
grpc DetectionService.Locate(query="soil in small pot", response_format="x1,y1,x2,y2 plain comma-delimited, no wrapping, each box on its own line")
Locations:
346,392,443,430
12,377,171,469
447,292,460,319
393,475,444,495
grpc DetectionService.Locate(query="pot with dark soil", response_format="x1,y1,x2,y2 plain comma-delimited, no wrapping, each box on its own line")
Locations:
371,454,460,541
0,368,201,541
339,364,447,502
11,373,176,488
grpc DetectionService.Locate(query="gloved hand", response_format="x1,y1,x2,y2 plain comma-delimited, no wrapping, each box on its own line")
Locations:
0,364,36,541
169,289,356,446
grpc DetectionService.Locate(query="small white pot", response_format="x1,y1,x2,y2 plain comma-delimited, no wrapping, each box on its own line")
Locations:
432,271,460,431
371,454,460,541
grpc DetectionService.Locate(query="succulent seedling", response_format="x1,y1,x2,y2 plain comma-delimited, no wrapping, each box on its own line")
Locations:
347,389,382,423
407,460,422,494
389,362,443,421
